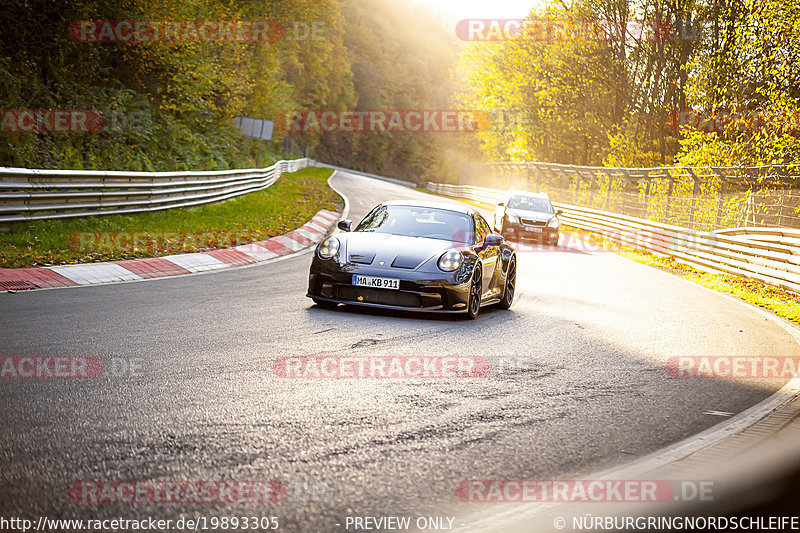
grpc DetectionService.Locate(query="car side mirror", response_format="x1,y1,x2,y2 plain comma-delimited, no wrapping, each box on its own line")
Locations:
337,220,352,232
484,234,503,247
556,209,563,216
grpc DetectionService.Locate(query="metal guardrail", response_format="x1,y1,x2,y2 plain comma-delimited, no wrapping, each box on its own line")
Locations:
0,158,311,222
425,182,800,294
457,161,800,231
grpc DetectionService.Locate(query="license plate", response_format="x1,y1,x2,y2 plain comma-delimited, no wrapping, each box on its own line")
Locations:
525,226,543,232
352,275,400,290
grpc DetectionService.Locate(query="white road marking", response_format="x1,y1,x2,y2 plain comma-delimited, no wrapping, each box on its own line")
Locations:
294,228,322,242
48,263,142,284
161,253,228,273
235,243,280,261
271,234,305,251
704,410,734,417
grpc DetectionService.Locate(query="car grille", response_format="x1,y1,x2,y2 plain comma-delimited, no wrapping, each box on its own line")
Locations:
520,218,547,226
333,286,444,308
335,286,420,307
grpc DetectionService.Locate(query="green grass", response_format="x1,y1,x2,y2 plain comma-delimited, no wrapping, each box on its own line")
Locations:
0,167,339,267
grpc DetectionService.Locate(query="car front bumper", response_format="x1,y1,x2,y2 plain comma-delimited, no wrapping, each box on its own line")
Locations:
502,221,559,242
307,260,472,312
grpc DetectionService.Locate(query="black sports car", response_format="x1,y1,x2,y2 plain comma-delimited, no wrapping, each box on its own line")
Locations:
306,201,517,319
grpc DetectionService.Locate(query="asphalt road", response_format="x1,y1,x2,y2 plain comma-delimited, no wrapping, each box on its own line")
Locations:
1,170,798,532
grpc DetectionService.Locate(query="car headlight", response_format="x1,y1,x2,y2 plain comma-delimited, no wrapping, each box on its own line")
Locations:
506,214,520,224
438,250,463,272
547,217,560,228
317,237,340,259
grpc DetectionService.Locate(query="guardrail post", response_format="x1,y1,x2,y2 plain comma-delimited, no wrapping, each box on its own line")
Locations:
688,168,700,227
774,193,784,228
664,177,675,221
588,171,596,208
605,172,613,210
714,173,727,229
573,172,580,203
741,190,756,227
643,176,651,219
620,169,633,216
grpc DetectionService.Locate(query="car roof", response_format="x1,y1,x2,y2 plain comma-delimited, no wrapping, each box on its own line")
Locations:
380,200,476,216
505,190,550,200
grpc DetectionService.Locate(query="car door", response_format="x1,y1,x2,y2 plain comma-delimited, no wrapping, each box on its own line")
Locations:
473,213,500,298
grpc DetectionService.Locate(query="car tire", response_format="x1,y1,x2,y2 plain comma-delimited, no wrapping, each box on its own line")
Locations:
466,265,482,320
497,257,516,310
312,298,338,310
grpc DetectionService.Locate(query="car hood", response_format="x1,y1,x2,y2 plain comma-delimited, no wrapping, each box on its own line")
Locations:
343,232,459,270
507,208,554,222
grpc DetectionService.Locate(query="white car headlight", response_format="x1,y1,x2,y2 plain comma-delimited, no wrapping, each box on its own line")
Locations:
547,217,560,228
317,237,340,259
506,214,520,223
438,250,463,272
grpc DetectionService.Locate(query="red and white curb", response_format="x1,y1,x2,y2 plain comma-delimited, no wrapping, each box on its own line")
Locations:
0,209,339,291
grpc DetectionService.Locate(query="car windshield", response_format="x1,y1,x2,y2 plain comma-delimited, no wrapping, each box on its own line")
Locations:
355,205,474,243
507,195,554,213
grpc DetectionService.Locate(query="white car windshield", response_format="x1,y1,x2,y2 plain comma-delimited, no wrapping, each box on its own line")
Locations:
507,195,554,213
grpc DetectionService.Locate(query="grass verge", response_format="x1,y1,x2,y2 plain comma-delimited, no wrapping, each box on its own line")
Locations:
0,167,338,268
